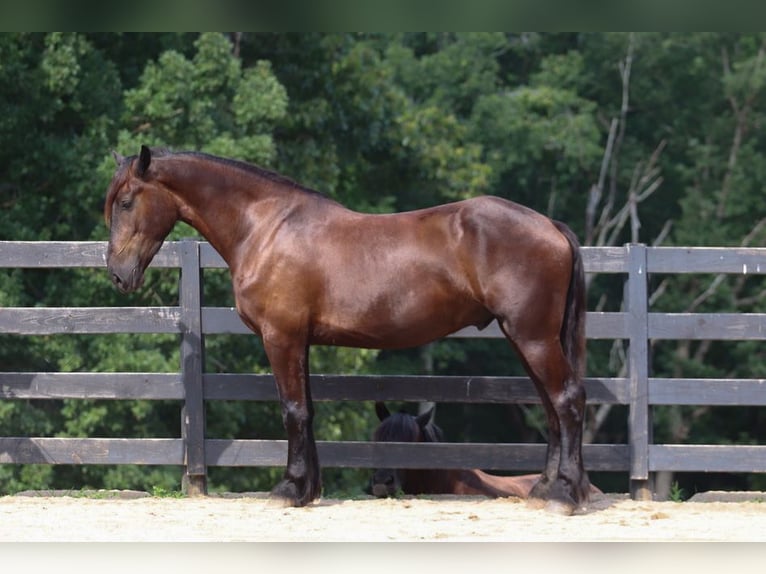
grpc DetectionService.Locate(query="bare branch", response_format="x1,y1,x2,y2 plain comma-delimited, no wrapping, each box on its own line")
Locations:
717,39,766,218
741,216,766,246
687,274,727,312
594,137,665,247
591,35,634,247
231,32,243,58
736,288,766,307
681,216,766,314
648,277,670,307
586,118,619,245
721,46,739,115
604,34,634,223
652,219,674,247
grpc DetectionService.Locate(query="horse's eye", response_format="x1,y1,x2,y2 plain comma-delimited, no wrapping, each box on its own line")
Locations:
120,198,133,210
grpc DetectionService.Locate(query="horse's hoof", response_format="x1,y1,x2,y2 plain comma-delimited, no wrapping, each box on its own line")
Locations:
527,479,579,515
269,478,318,507
527,495,576,515
267,494,296,508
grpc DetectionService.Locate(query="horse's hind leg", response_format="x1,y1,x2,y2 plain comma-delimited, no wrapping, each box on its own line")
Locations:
503,329,588,514
263,336,322,507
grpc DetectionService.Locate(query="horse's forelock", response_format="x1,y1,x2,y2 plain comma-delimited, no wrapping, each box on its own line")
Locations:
373,411,445,444
373,412,421,443
104,161,132,226
104,150,155,226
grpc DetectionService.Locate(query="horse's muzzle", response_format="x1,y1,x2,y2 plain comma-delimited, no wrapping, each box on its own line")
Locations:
370,469,400,497
371,483,394,498
108,262,143,293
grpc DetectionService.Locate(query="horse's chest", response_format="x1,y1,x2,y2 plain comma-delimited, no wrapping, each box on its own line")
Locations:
230,269,313,335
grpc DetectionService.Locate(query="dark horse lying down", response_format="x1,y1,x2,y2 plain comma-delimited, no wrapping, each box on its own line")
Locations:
369,402,601,501
105,146,591,514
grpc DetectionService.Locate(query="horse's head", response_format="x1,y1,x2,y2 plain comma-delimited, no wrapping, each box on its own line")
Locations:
368,402,442,498
105,145,179,293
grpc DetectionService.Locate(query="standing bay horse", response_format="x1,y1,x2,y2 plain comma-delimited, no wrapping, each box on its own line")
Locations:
105,145,590,514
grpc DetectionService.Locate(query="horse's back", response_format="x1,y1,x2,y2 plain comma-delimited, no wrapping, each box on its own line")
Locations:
333,195,571,273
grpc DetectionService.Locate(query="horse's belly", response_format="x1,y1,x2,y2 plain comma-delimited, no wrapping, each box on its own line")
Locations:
310,288,493,349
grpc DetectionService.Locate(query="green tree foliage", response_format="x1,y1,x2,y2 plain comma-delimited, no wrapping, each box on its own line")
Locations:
118,32,287,164
3,32,766,496
0,33,121,242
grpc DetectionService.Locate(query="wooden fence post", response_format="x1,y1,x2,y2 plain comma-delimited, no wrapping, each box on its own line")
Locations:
625,243,653,500
179,240,207,495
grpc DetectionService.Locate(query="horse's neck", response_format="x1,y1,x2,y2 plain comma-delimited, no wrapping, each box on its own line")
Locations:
163,158,307,268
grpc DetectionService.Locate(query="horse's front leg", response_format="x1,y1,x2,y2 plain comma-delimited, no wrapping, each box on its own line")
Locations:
264,336,321,507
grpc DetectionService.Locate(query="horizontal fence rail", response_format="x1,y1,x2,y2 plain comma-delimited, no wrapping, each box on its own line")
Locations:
2,241,766,499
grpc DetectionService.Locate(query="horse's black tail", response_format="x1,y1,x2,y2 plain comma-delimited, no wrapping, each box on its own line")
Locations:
554,221,587,382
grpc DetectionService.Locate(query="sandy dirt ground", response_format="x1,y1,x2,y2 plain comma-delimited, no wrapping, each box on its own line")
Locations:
2,489,766,542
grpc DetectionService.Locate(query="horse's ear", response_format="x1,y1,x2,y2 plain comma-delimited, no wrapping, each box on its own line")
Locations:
112,150,125,166
136,145,152,178
415,405,435,429
375,402,391,421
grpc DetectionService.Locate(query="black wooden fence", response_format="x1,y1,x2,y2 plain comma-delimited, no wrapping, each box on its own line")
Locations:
1,240,766,499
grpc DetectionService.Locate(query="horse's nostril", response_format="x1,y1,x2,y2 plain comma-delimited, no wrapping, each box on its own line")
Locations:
112,273,122,286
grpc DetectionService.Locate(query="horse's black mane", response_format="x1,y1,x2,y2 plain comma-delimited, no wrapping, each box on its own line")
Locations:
153,148,331,201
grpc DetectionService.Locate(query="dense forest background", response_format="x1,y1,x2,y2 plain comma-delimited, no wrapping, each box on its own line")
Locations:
2,32,766,499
